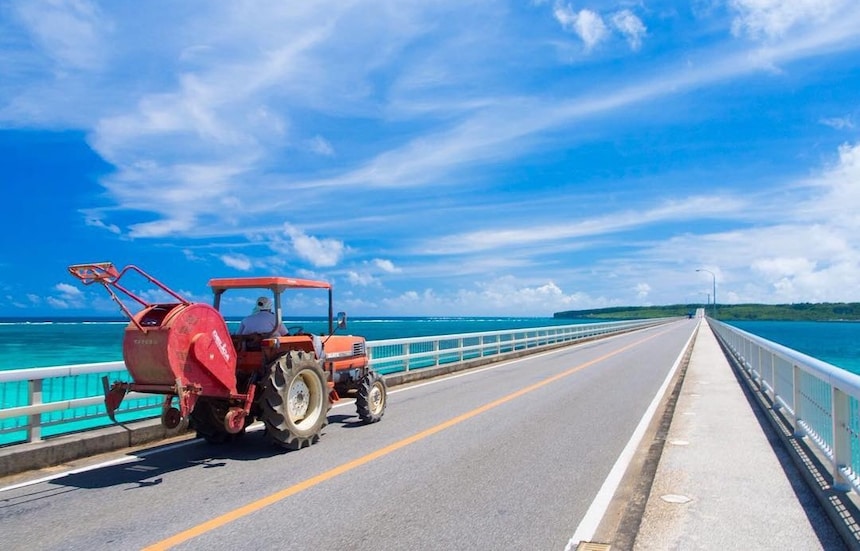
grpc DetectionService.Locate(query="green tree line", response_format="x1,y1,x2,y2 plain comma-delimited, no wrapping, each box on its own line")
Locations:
553,303,860,321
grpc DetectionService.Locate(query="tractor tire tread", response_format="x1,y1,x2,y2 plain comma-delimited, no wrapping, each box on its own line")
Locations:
260,350,330,450
356,370,387,424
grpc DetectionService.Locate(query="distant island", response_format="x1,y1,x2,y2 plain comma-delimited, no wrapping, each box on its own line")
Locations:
554,303,860,322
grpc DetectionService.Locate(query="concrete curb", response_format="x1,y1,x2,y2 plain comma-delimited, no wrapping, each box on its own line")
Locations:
0,418,185,478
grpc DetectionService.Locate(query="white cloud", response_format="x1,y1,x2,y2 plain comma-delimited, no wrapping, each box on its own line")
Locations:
551,3,645,52
729,0,849,39
347,271,378,286
554,6,609,51
820,117,854,130
376,277,601,316
804,142,860,231
84,214,121,234
611,10,647,51
220,254,252,271
6,0,854,247
399,290,421,302
627,142,860,305
138,288,180,304
373,258,401,273
128,217,194,238
13,0,108,71
574,10,609,50
54,283,83,297
751,256,817,279
635,282,651,299
461,278,605,315
46,296,71,309
307,135,335,156
424,195,747,255
183,249,203,262
284,224,345,268
45,281,86,309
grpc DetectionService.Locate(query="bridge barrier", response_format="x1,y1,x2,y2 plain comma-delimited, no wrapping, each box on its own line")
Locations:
710,318,860,495
0,319,669,451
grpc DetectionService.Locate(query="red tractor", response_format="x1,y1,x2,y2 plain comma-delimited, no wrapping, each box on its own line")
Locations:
68,262,387,450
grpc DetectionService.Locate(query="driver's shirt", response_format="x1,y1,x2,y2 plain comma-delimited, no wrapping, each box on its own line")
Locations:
237,310,287,335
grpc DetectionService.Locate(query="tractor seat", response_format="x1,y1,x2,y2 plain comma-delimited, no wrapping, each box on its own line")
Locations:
232,333,266,352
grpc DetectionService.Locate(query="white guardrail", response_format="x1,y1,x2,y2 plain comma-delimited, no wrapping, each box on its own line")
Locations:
710,318,860,494
0,319,669,447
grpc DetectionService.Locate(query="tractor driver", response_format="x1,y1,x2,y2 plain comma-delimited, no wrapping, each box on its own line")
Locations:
237,296,288,336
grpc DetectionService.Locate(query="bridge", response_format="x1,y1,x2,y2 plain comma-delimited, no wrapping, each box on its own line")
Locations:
1,318,858,549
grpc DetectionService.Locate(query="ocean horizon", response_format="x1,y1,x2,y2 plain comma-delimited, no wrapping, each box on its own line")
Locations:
2,316,859,375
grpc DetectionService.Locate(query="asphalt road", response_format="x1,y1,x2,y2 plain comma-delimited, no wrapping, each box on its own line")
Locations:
0,319,697,551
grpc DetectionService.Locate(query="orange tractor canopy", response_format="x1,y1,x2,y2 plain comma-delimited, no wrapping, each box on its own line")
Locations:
68,262,387,451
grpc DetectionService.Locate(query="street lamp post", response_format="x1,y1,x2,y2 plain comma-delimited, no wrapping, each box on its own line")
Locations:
697,269,716,318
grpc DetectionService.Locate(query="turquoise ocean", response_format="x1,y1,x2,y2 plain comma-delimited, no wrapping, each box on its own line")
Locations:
1,316,859,374
0,316,581,372
729,320,860,374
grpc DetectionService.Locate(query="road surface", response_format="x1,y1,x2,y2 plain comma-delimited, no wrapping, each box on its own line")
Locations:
0,320,697,550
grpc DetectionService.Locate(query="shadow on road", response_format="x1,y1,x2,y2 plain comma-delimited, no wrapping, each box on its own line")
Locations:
52,431,290,490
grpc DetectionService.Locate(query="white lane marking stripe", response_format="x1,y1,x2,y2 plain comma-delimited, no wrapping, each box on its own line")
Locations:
0,439,202,493
565,320,698,549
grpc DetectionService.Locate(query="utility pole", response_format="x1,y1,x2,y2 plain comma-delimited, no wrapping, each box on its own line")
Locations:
697,269,717,318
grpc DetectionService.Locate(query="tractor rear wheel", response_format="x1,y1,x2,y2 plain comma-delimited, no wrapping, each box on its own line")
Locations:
191,399,244,444
261,351,330,450
356,370,387,424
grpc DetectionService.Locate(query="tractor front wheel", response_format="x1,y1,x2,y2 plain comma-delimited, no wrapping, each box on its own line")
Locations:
261,351,330,450
356,370,387,424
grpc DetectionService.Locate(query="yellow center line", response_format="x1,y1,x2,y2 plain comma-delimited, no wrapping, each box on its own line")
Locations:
145,327,669,550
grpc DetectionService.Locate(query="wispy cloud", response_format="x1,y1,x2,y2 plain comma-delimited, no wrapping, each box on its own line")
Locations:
13,0,108,71
8,0,859,245
422,195,748,255
373,258,401,273
820,117,855,130
2,1,860,316
307,135,335,156
729,0,851,39
220,254,252,271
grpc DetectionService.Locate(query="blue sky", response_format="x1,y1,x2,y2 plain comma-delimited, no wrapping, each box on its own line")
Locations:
1,0,859,318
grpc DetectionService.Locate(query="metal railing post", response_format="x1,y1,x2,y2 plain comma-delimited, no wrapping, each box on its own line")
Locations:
792,364,805,437
769,351,781,411
27,377,42,443
831,386,852,490
404,343,411,373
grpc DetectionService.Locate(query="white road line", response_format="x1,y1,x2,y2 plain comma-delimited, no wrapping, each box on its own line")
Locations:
0,439,201,493
565,320,698,550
